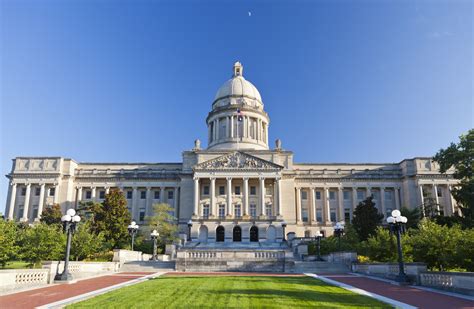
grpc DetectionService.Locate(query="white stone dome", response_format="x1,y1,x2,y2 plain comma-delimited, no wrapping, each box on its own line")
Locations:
213,62,262,104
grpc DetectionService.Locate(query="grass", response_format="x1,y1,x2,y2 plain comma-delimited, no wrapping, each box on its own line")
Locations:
0,261,39,269
68,275,391,308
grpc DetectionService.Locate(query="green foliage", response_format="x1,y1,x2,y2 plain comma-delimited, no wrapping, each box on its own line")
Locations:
0,219,19,266
90,189,131,249
359,227,412,263
352,196,384,241
39,204,63,225
433,129,474,228
146,203,179,250
400,207,421,230
71,220,106,261
19,223,65,265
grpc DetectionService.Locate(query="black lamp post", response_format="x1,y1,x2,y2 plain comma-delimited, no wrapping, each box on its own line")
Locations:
334,222,345,251
315,231,324,261
55,208,81,282
128,221,139,251
187,220,193,241
281,221,287,241
150,229,159,261
387,209,408,283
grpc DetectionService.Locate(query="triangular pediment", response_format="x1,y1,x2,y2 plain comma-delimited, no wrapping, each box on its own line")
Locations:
194,152,283,171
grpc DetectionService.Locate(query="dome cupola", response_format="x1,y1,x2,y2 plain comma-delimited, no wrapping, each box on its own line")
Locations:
206,62,270,150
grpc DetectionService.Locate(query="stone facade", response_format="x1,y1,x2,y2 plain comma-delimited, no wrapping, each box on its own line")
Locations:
4,62,458,241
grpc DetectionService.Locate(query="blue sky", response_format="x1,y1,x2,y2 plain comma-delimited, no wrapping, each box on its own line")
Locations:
1,0,472,214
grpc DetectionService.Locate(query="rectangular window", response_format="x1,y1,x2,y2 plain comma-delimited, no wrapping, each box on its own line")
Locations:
344,209,351,222
316,209,322,222
235,186,241,195
168,190,174,199
86,190,92,199
372,191,379,200
219,186,225,195
343,191,350,200
127,191,133,199
21,188,26,196
301,191,308,200
234,204,241,217
329,191,336,200
140,191,146,199
49,187,55,197
99,191,105,199
357,190,365,200
202,204,210,219
154,191,160,199
139,208,146,221
330,210,337,222
32,206,38,219
35,187,41,196
315,191,321,200
302,208,308,222
250,204,257,218
203,186,210,195
265,204,272,217
385,190,392,200
250,186,256,195
437,188,443,197
218,205,225,218
18,206,24,219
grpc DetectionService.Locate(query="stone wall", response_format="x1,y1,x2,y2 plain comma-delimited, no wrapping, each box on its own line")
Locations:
0,269,50,294
112,249,152,265
420,271,474,296
352,263,427,283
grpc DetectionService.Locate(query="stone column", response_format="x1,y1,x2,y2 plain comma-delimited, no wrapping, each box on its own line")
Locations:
296,187,302,223
22,184,31,222
380,187,386,218
160,186,166,203
394,187,400,210
76,186,83,208
276,178,282,217
230,116,234,138
105,187,110,194
448,185,456,216
53,184,60,204
37,183,46,220
7,183,17,220
324,187,331,224
307,188,313,224
259,177,265,216
173,187,179,215
216,118,220,140
213,119,217,141
433,184,440,213
146,187,152,216
193,177,199,216
338,187,344,222
132,187,138,220
419,185,425,217
227,177,233,216
91,186,97,203
243,177,249,216
310,188,316,222
352,187,358,211
265,122,268,143
210,177,216,216
366,187,372,198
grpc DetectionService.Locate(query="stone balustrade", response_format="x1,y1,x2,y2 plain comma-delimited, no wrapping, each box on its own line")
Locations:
0,269,50,293
420,271,474,296
352,262,427,283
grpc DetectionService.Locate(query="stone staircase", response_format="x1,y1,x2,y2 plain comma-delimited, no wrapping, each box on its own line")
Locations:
290,261,350,274
120,261,176,273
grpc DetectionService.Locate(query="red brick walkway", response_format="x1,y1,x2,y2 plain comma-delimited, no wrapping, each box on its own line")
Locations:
324,274,474,309
0,272,155,309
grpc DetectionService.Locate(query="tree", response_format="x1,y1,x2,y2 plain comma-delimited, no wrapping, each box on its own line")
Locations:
146,203,179,251
400,207,420,230
40,204,63,225
19,223,65,265
71,220,106,261
90,189,131,249
352,196,384,241
359,227,412,263
0,219,19,267
433,129,474,227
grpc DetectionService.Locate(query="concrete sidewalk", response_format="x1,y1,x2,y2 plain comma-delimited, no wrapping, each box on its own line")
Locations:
318,274,474,309
0,272,156,309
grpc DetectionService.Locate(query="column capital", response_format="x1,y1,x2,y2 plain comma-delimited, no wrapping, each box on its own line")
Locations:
146,186,151,191
10,182,17,187
226,177,232,181
25,183,31,187
90,186,96,190
193,176,200,181
243,177,249,181
76,185,82,190
210,177,216,181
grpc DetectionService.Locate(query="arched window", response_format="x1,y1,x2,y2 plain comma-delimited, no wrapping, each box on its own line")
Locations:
216,226,225,242
199,225,208,243
250,226,259,242
233,226,242,242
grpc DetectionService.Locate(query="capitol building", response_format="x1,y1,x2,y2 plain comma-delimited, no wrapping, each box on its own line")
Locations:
4,62,459,242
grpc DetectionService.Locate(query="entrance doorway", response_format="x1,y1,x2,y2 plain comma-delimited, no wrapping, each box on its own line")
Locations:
233,226,242,242
250,226,259,242
216,226,225,242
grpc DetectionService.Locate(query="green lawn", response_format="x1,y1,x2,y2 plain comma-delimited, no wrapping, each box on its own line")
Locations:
68,275,391,308
0,261,38,269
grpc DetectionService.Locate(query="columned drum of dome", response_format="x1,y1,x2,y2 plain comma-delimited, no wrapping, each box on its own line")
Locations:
207,62,270,150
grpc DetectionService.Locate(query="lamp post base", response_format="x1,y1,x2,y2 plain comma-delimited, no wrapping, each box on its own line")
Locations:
395,273,409,284
54,272,74,282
